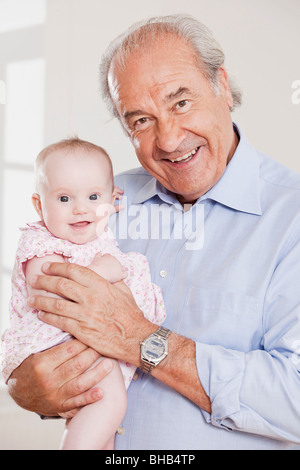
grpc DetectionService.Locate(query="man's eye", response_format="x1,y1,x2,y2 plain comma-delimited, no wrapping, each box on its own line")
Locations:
176,100,188,108
89,194,99,200
134,117,148,128
60,196,69,202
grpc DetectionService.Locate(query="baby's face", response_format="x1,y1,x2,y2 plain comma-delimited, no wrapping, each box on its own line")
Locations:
35,148,115,244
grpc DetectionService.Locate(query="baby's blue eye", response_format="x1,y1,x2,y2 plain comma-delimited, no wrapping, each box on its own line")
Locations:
60,196,69,202
89,194,99,200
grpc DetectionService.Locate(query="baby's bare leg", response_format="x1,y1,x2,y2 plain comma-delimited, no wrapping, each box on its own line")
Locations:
60,357,127,450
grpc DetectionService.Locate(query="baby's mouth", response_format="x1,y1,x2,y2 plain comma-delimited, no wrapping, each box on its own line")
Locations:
70,221,92,229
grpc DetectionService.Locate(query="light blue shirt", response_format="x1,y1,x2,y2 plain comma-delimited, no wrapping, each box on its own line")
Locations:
111,125,300,450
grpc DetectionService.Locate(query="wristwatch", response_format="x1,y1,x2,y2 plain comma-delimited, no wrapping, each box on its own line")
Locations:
140,326,171,374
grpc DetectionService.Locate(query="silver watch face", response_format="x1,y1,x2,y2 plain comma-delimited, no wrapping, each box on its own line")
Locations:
142,336,166,363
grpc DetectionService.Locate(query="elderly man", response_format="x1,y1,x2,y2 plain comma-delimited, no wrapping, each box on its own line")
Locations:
7,15,300,449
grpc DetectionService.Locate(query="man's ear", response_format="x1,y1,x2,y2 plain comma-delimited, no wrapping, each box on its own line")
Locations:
218,66,233,109
32,193,43,220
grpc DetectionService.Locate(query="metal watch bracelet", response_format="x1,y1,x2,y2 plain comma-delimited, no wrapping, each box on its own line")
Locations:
140,326,171,374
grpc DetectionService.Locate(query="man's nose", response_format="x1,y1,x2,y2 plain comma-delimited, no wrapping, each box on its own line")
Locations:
156,118,186,153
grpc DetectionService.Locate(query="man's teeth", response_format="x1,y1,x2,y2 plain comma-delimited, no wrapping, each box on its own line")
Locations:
169,147,199,163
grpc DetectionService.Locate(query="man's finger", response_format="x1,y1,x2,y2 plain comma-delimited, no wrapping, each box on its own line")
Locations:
59,389,102,417
59,409,80,419
60,358,113,412
42,262,104,287
61,388,103,414
38,310,78,335
28,295,82,322
42,339,90,370
57,343,101,379
29,273,85,303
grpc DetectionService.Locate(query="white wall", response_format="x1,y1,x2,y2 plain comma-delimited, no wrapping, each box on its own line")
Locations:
1,0,299,450
44,0,300,174
0,387,65,450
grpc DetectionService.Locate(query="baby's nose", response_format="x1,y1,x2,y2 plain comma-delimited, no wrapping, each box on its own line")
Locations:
72,203,88,215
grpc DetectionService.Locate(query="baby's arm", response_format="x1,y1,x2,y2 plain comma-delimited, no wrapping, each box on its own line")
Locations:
25,254,65,298
25,253,127,295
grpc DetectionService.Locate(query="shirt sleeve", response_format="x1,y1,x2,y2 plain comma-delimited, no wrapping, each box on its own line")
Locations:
196,231,300,443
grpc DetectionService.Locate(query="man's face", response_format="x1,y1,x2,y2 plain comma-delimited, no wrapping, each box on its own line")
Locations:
108,36,238,205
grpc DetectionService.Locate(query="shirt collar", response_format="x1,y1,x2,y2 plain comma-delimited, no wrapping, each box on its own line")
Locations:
132,174,179,206
132,124,262,216
202,125,262,215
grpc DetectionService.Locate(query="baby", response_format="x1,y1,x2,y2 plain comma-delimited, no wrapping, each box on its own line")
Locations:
1,137,166,450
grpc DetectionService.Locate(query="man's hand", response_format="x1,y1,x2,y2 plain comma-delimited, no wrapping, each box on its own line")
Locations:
7,339,113,417
9,261,154,417
27,262,155,366
21,262,211,414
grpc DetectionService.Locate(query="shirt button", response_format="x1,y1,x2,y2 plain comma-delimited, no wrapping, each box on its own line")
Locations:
132,372,139,380
160,269,167,278
117,426,125,435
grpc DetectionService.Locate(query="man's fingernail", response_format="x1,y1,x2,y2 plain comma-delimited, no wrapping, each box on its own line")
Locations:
30,275,38,285
103,359,113,372
28,296,34,306
42,262,50,272
92,389,103,400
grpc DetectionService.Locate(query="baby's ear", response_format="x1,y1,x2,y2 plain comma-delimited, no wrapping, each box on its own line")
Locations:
32,193,43,219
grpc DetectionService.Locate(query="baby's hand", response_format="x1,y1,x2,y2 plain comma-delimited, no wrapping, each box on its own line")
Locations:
113,186,125,214
113,185,124,200
90,253,127,283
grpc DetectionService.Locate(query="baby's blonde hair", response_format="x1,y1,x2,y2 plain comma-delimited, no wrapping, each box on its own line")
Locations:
34,137,113,193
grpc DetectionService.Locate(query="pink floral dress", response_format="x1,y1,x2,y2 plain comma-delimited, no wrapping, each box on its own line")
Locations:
1,222,166,385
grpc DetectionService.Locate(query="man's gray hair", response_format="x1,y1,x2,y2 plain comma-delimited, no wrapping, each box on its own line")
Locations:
99,14,242,117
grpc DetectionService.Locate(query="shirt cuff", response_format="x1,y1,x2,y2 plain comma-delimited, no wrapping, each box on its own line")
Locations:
38,413,62,420
196,342,246,430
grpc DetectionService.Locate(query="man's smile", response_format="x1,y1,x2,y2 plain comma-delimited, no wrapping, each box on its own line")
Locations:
167,146,201,163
